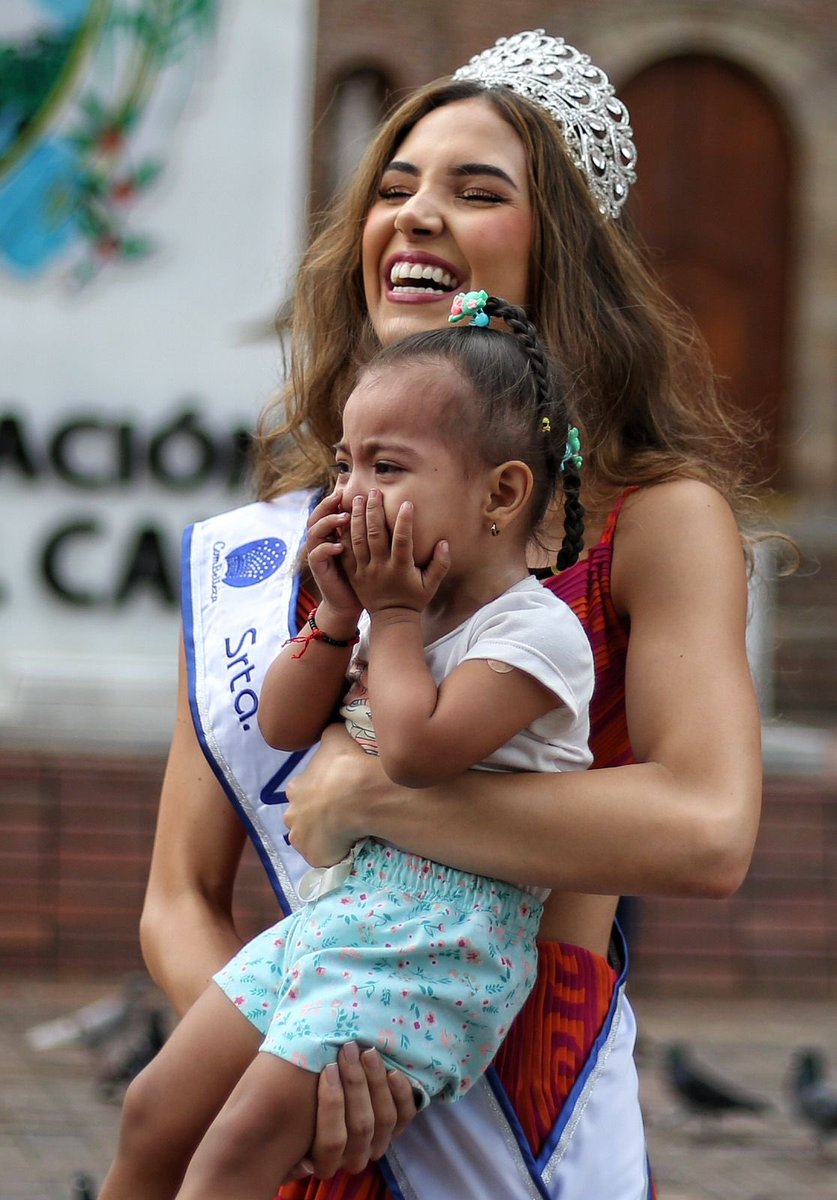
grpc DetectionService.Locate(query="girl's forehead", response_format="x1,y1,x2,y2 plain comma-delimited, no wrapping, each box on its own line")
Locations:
345,360,470,428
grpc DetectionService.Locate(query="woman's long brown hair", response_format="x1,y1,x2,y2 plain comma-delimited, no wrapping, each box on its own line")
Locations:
253,79,756,525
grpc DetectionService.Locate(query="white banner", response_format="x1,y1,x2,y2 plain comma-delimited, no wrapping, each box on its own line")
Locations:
0,0,314,751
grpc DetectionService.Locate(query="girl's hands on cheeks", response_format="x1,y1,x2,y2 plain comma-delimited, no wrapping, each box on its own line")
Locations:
306,490,362,633
343,491,449,615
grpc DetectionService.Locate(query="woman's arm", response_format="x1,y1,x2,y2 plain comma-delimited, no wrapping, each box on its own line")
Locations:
286,481,763,899
140,637,250,1015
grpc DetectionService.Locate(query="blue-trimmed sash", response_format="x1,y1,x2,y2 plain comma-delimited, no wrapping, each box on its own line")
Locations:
183,495,652,1200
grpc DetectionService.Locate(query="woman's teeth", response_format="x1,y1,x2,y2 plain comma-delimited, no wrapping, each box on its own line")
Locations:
389,262,459,293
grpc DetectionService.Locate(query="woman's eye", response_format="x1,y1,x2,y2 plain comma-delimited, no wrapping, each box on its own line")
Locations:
461,188,504,204
378,185,413,202
331,461,349,477
374,461,401,476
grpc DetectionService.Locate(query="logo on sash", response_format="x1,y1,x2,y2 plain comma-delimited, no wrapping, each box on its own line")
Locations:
222,538,287,588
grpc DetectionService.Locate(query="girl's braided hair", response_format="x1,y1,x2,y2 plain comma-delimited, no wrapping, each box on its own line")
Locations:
360,295,585,571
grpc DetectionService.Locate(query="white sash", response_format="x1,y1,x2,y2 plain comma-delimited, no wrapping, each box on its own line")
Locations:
183,493,653,1200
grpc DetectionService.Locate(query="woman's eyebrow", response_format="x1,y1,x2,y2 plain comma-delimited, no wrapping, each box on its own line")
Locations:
383,159,418,176
450,163,519,189
381,160,518,189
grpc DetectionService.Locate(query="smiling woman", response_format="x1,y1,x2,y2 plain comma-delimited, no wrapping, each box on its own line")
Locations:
136,28,763,1200
360,101,532,344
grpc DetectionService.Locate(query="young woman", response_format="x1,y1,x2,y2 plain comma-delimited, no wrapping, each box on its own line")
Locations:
140,30,762,1200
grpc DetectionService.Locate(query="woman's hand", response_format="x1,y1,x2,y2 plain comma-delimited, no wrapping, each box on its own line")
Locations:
284,725,386,866
286,1044,418,1181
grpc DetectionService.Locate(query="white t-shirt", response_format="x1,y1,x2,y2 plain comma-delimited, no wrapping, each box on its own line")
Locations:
342,576,593,776
338,577,594,903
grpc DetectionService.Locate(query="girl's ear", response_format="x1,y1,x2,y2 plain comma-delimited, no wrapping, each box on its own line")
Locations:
484,461,534,532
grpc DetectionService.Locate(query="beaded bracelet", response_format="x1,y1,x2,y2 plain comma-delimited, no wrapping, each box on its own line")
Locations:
284,607,360,660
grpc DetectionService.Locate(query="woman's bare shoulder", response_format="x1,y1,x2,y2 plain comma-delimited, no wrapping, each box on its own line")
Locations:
620,477,735,525
612,480,745,610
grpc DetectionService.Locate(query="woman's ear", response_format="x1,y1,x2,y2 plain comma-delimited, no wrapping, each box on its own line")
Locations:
484,461,534,532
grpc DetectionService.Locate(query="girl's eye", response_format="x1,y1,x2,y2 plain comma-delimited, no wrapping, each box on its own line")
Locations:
332,461,350,477
374,461,401,476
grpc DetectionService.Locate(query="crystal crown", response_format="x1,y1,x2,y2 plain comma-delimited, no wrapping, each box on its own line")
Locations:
454,30,637,218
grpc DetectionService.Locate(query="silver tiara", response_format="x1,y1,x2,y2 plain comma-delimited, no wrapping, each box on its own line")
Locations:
453,30,637,219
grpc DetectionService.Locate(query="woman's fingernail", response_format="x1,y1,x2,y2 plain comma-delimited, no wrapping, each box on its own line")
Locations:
325,1063,340,1086
369,488,378,501
300,1159,314,1175
343,1042,360,1063
362,1047,382,1071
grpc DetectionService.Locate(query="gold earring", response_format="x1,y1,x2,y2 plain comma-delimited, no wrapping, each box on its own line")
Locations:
490,522,500,537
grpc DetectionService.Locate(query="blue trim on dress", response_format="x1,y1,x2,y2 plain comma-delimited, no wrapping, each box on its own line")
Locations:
376,1155,403,1199
482,1065,554,1199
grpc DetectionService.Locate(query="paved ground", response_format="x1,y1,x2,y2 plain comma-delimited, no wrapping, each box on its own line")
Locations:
1,975,835,1199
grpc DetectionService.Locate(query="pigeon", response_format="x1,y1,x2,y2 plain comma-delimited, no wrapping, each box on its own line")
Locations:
789,1048,837,1151
664,1043,771,1121
68,1172,97,1199
95,1004,169,1099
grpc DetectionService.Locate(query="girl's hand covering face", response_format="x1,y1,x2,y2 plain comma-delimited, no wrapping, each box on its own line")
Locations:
305,491,363,626
342,490,450,614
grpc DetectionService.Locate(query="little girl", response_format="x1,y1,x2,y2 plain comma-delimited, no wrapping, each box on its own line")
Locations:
99,293,593,1199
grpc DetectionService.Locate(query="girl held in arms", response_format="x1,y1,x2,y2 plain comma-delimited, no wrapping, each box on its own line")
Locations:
100,295,594,1198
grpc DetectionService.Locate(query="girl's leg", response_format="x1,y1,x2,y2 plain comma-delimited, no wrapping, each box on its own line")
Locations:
176,1053,319,1199
98,983,263,1200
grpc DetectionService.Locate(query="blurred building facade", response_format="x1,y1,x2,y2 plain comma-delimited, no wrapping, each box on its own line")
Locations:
2,0,835,995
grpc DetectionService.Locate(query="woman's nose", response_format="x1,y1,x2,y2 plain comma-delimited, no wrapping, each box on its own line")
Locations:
393,190,443,238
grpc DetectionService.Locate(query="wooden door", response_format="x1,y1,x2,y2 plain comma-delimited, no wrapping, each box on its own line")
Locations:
621,56,793,485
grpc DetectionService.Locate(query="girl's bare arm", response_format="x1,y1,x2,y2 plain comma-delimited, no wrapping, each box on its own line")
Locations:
368,607,558,787
259,496,361,750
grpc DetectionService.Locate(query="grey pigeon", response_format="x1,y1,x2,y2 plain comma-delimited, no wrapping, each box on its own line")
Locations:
790,1048,837,1151
665,1043,770,1119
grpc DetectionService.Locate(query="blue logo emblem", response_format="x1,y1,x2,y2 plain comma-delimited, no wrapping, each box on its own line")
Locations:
222,538,287,588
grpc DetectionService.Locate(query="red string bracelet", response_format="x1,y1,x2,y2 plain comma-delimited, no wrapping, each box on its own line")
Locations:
284,607,360,660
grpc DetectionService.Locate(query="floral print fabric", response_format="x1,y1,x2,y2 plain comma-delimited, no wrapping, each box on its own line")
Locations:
214,839,541,1103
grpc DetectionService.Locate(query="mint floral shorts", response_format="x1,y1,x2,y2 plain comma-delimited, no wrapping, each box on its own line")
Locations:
214,838,541,1103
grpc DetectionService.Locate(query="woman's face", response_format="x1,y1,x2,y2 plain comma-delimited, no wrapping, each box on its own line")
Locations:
362,98,533,347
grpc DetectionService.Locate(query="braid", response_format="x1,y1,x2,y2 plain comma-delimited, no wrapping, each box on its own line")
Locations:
485,297,585,571
556,467,585,569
